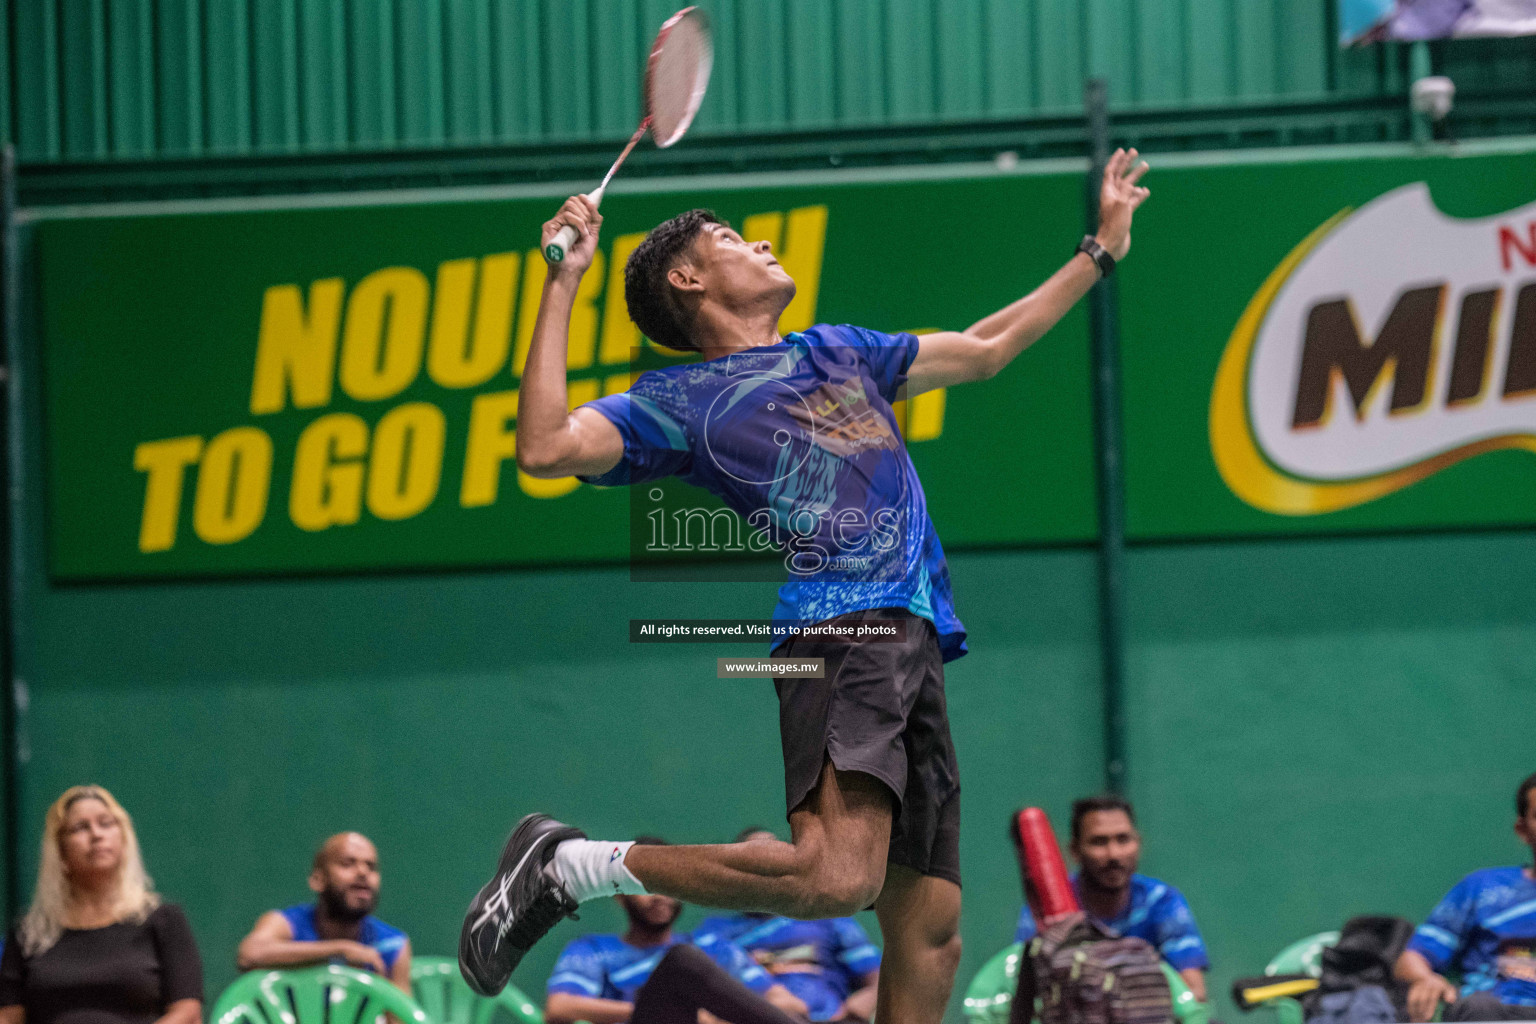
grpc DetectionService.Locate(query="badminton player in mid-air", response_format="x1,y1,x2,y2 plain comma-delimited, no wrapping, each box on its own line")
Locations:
459,148,1150,1023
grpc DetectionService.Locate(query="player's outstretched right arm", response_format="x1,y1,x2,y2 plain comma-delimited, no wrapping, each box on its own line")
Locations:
517,195,625,480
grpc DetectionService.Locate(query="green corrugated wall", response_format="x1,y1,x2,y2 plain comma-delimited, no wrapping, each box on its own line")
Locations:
5,0,1535,165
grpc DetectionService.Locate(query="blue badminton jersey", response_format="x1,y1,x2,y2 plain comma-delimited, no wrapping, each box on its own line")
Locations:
693,914,881,1021
546,930,774,1004
278,904,408,972
1014,875,1210,971
1406,866,1536,1005
579,325,966,661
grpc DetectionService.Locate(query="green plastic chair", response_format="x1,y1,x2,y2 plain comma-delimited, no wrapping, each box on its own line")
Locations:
961,942,1208,1024
1265,932,1339,978
210,965,431,1024
962,942,1023,1024
209,971,268,1024
1248,931,1340,1024
410,956,542,1024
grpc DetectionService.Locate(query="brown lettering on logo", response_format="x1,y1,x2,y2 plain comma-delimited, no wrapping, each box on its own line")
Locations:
1503,282,1536,398
1447,288,1500,407
1291,285,1445,429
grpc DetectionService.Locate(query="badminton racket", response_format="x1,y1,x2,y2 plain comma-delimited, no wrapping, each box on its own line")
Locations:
545,6,713,264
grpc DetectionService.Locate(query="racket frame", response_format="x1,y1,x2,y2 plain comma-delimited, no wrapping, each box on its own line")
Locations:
544,5,712,263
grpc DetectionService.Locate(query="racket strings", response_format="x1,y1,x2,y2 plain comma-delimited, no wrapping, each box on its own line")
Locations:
647,13,712,147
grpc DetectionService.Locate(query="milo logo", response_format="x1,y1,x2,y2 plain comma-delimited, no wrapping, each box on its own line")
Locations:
1211,183,1536,515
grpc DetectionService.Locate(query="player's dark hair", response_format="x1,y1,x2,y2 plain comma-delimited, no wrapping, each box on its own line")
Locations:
734,825,774,843
633,834,669,846
624,208,725,353
1518,773,1536,818
1070,795,1136,845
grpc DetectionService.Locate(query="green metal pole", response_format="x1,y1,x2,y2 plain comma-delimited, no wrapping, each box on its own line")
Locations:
1083,80,1129,795
1410,42,1433,144
1,144,18,920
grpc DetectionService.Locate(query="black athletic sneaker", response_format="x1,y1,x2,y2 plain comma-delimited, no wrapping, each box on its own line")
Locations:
458,814,585,995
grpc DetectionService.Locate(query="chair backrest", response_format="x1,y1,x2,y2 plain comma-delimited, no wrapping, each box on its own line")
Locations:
1160,962,1208,1024
209,971,268,1024
961,942,1207,1024
962,942,1024,1024
211,965,431,1024
1265,932,1341,978
409,956,542,1024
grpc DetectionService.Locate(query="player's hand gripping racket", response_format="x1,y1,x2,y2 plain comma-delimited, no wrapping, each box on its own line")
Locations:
544,6,713,264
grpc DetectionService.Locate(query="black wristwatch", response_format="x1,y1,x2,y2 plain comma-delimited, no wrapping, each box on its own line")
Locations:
1076,235,1116,279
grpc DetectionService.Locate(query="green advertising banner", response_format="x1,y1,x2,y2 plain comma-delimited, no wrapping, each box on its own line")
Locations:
1120,143,1536,540
38,170,1097,580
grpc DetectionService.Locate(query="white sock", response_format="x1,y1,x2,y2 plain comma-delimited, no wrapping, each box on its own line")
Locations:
551,839,648,903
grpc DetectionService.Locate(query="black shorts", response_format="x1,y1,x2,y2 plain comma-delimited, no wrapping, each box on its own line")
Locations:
772,607,961,887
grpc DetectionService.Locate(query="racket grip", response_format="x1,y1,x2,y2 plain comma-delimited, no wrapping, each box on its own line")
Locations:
544,187,607,264
545,224,580,264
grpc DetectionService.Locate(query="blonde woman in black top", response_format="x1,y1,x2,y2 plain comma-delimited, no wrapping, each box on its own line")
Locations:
0,785,203,1024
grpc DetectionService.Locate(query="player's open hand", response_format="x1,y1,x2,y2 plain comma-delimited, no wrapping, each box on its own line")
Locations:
543,194,603,276
1095,147,1150,262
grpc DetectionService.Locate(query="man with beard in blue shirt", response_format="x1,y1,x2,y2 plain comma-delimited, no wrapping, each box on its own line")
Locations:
695,828,880,1021
238,833,412,994
1396,772,1536,1022
459,152,1152,1024
1013,796,1209,1003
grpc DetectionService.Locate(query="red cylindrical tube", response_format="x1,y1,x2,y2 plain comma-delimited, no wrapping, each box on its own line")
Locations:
1013,807,1080,925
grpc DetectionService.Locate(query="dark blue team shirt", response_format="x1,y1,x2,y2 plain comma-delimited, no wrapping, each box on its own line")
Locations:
694,913,881,1021
579,325,966,660
278,904,408,972
1406,866,1536,1005
546,931,773,1006
1014,874,1210,972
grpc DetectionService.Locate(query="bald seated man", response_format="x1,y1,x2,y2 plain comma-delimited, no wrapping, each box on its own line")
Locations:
238,832,413,993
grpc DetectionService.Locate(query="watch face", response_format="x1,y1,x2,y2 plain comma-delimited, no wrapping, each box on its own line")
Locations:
1077,239,1111,277
1077,238,1104,263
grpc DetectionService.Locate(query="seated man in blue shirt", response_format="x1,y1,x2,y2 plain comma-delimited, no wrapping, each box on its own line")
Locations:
546,839,809,1024
695,828,881,1021
1014,796,1209,1002
237,832,412,993
1395,772,1536,1023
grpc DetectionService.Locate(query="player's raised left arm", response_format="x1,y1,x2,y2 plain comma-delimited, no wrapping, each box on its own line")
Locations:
906,148,1150,396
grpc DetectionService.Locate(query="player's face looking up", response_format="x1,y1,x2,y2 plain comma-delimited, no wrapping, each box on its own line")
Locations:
666,224,796,327
1071,809,1140,892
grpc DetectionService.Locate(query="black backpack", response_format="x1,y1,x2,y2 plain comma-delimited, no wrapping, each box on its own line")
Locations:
1303,916,1415,1021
